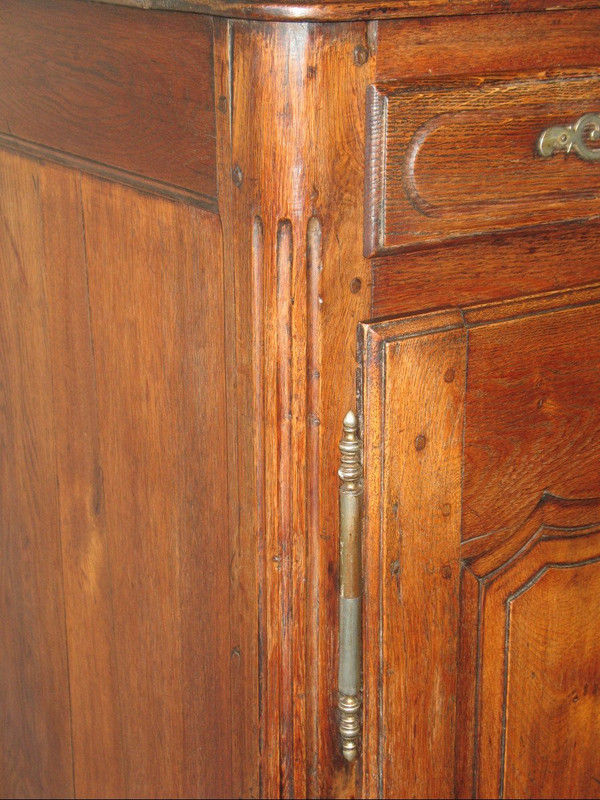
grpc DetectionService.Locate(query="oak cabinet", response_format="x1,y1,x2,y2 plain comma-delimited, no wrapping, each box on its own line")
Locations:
1,1,600,798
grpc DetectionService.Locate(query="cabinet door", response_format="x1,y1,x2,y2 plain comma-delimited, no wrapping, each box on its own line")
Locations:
360,285,600,799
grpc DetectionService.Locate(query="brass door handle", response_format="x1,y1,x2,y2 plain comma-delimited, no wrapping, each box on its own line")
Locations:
337,411,363,762
537,113,600,161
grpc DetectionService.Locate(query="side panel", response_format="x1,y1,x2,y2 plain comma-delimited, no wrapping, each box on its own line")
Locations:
0,0,217,203
0,147,233,798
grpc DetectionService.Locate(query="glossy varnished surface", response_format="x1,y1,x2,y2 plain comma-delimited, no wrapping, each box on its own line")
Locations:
501,561,600,798
360,309,466,798
213,19,373,796
371,8,600,316
81,0,600,21
366,74,600,254
4,0,600,796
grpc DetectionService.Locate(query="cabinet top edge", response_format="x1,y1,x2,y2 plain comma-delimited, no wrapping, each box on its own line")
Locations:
82,0,600,22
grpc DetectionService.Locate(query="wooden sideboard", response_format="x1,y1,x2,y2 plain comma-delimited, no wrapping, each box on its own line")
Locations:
2,1,600,797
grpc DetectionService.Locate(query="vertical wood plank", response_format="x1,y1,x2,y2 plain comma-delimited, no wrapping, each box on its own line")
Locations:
79,176,232,797
380,328,464,798
212,18,259,799
41,163,126,799
0,149,74,799
175,194,233,800
361,315,466,799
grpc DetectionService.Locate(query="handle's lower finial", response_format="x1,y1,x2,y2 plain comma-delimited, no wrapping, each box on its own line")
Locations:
338,694,361,762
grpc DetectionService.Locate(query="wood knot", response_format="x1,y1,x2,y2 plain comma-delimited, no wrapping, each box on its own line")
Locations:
232,165,243,187
354,45,369,66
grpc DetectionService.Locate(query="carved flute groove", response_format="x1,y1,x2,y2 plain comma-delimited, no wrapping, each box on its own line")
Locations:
337,410,363,762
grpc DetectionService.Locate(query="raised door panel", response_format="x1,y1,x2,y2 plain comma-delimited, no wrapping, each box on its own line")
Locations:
361,285,600,799
462,525,600,799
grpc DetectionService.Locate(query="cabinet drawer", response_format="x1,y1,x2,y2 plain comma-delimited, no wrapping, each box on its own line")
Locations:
365,73,600,255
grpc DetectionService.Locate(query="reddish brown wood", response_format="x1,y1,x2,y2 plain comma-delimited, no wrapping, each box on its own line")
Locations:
360,310,466,798
461,287,600,543
80,176,232,798
0,0,217,202
376,10,600,81
80,0,600,22
372,221,600,318
457,287,600,798
212,19,259,799
366,74,600,255
363,285,600,799
6,2,600,798
214,20,373,797
498,556,600,799
1,146,232,797
41,163,125,799
0,149,74,799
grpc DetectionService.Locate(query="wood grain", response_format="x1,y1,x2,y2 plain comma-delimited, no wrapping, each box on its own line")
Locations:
41,164,125,799
360,316,466,798
366,74,600,255
0,149,74,799
362,285,600,799
502,556,600,799
0,0,216,202
1,146,232,797
454,287,600,797
214,19,373,798
212,20,259,799
370,7,600,322
372,221,600,319
80,176,232,798
462,531,600,798
462,295,600,543
376,10,600,81
7,1,600,796
78,0,600,23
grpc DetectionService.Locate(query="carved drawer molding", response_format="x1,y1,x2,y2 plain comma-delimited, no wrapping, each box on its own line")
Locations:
365,73,600,255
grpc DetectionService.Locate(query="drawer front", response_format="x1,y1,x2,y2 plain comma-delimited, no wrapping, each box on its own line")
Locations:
365,73,600,255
